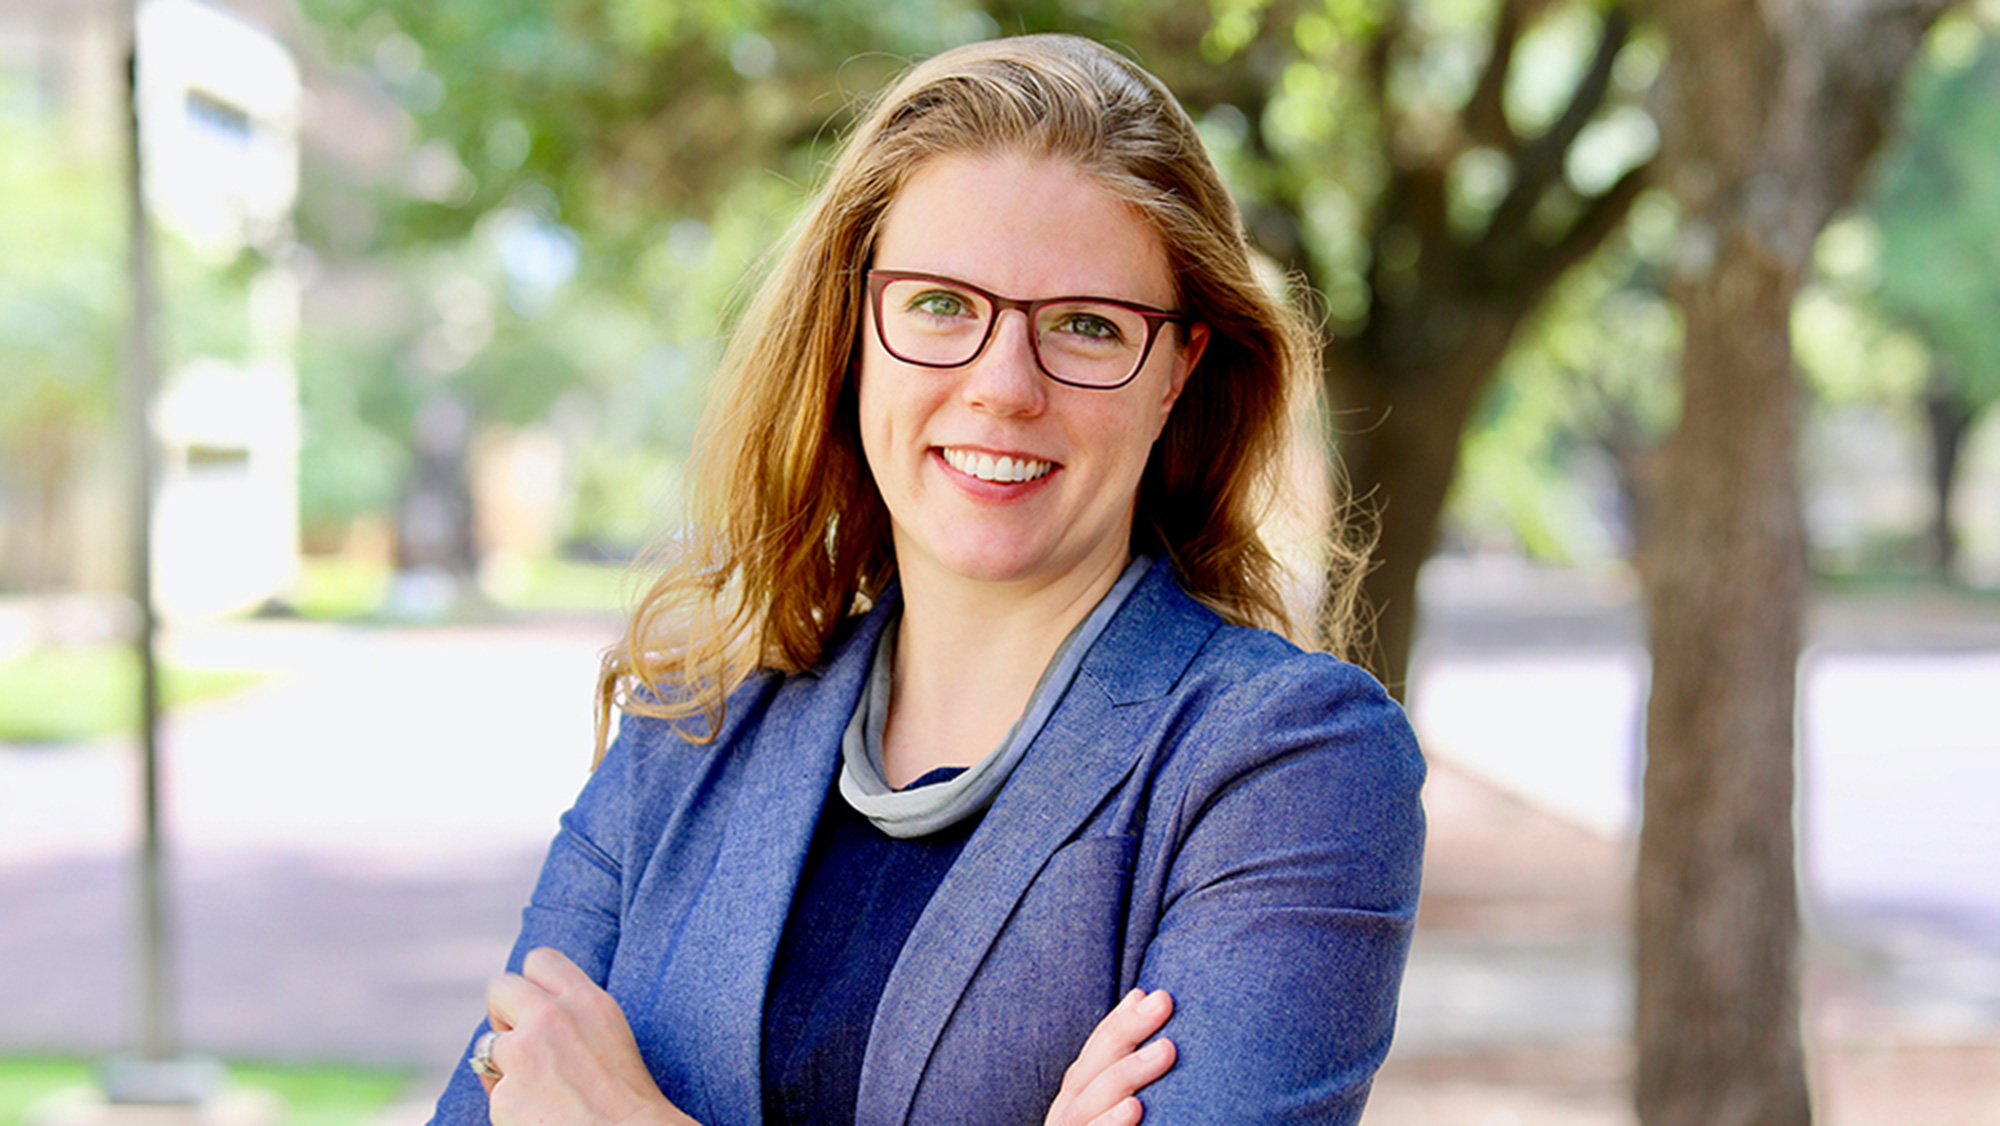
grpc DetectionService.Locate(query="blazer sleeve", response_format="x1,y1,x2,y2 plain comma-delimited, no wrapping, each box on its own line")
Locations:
427,718,641,1126
1132,653,1426,1124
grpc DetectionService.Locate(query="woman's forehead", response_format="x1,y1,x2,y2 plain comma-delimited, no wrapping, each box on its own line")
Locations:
873,151,1175,305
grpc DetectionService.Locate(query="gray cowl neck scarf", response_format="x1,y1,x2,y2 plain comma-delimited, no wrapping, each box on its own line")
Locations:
836,555,1153,839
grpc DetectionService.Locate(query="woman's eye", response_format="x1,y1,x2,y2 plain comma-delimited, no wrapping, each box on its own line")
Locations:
908,290,974,319
1052,312,1123,342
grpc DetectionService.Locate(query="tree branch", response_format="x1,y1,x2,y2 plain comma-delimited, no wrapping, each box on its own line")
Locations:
1803,0,1964,209
1363,5,1403,145
1463,0,1533,150
1531,158,1654,294
1482,6,1633,247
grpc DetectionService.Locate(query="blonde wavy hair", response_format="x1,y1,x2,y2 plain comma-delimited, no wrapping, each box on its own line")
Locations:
598,33,1368,755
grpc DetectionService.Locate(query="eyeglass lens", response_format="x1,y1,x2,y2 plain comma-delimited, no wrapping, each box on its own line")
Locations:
875,276,1153,387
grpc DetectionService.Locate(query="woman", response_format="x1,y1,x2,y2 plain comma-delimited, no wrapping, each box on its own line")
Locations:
431,33,1424,1126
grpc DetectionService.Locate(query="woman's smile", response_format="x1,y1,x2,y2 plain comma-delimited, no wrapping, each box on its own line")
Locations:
938,447,1056,485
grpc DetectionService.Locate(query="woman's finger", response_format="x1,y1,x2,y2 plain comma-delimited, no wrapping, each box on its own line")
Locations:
1047,989,1175,1126
1075,1037,1175,1125
486,946,592,1042
1060,990,1171,1097
479,964,558,1096
485,968,553,1034
520,946,593,995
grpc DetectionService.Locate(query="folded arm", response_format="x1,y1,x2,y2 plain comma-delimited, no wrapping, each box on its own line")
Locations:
1130,658,1426,1123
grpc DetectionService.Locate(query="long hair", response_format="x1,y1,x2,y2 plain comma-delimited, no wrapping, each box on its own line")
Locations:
598,34,1369,754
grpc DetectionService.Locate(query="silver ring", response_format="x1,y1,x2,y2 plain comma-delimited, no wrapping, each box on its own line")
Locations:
469,1029,502,1079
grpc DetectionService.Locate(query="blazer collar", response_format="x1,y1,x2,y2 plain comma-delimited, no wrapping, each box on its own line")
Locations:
855,560,1221,1124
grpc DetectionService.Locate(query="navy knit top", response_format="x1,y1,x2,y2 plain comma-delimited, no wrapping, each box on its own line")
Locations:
761,767,974,1125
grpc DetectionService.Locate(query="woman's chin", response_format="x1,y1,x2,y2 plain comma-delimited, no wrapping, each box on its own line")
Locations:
916,539,1126,593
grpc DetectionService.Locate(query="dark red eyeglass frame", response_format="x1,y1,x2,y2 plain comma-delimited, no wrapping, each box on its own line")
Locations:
865,268,1190,389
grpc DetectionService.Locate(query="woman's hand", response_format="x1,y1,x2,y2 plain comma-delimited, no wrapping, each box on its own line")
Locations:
477,946,698,1126
1045,988,1176,1126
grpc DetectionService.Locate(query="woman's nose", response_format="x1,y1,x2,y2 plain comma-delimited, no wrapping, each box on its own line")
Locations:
962,310,1048,415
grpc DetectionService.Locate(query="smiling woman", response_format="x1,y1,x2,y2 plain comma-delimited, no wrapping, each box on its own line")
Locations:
428,33,1422,1126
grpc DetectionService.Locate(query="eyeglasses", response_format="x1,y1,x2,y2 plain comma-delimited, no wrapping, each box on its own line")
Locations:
865,269,1190,390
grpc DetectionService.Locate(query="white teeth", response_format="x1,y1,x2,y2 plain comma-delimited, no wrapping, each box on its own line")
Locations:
944,448,1052,483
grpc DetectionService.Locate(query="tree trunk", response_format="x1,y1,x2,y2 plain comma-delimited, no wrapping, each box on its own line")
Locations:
1638,1,1954,1123
1637,225,1811,1126
1921,368,1975,582
389,389,481,617
1332,318,1519,696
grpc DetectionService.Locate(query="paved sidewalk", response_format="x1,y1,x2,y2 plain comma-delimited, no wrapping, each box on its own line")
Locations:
1,614,611,1070
1369,756,2000,1124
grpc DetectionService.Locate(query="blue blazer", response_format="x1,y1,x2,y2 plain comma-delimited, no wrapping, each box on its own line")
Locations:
431,561,1425,1125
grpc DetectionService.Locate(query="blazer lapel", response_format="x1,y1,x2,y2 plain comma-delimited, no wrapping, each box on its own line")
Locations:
854,566,1219,1125
660,601,894,1125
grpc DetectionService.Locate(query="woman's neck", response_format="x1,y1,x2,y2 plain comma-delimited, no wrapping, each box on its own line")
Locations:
879,553,1130,788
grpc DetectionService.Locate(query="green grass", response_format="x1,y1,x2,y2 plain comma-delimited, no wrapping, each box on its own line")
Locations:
290,557,392,621
0,1059,86,1126
0,645,265,746
291,556,636,621
496,557,639,615
0,1057,413,1126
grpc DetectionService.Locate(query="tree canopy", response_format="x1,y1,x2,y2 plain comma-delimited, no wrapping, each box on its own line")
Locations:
1870,23,2000,400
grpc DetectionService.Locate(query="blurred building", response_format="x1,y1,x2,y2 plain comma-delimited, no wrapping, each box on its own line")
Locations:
0,0,301,618
137,0,303,617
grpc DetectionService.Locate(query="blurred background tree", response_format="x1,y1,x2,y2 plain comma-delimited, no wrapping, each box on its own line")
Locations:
1850,24,2000,582
1155,0,1659,692
1637,0,1959,1122
0,112,121,601
0,103,257,610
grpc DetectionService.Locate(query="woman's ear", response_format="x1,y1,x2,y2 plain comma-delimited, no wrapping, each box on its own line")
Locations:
1161,323,1209,414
